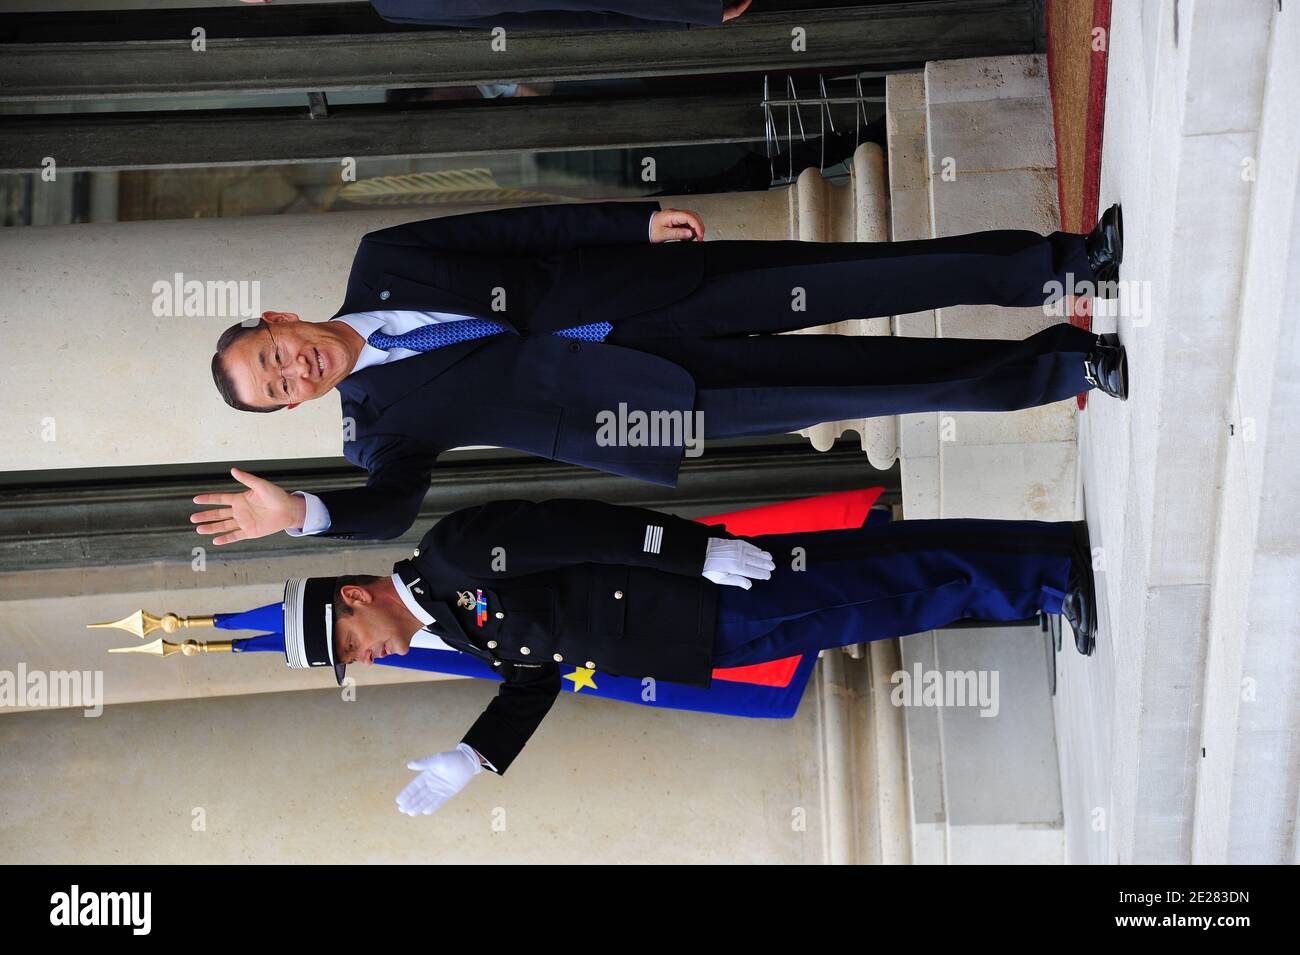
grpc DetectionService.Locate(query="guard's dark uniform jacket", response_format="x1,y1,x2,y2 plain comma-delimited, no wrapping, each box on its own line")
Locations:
396,498,724,773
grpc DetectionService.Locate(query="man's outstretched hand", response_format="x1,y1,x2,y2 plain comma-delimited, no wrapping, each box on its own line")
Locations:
191,468,305,545
723,0,753,22
650,208,705,243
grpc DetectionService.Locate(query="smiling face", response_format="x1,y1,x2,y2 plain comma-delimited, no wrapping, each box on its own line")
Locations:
332,579,418,666
216,312,361,411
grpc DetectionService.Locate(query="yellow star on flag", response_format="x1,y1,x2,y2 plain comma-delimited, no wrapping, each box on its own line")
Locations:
564,667,598,692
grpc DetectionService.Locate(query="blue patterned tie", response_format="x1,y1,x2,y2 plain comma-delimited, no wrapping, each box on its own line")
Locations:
368,319,612,353
368,320,504,352
551,321,612,342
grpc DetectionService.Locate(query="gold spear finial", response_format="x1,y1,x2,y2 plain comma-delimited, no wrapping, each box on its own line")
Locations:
87,609,217,640
89,608,230,659
108,637,234,657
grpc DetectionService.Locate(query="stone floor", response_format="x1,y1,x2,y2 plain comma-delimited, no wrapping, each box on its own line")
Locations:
1054,0,1299,864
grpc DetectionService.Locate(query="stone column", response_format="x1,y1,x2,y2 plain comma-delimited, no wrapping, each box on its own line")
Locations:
886,55,1071,864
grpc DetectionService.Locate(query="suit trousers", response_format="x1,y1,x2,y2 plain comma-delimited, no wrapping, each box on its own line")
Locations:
611,229,1094,337
712,519,1076,667
605,231,1098,434
608,324,1096,437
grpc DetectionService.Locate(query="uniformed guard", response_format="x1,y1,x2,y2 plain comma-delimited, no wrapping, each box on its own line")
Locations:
279,498,1098,816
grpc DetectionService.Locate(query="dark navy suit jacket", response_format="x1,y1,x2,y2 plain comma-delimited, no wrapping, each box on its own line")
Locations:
370,0,723,31
316,201,706,540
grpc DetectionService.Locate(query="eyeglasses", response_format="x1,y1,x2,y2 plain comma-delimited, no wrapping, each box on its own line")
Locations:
264,324,291,403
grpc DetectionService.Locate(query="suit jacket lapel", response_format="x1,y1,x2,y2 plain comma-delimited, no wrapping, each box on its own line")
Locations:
330,262,524,415
337,338,490,414
333,269,523,334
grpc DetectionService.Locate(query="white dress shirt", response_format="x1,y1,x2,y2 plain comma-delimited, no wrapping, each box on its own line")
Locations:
390,572,455,653
289,212,658,537
336,310,491,372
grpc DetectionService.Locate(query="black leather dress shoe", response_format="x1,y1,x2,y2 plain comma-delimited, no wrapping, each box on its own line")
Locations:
1085,333,1128,400
1063,521,1099,656
1085,203,1124,294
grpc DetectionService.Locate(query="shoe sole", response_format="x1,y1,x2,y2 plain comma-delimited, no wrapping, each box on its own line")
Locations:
1072,521,1099,656
1112,203,1124,265
1096,333,1129,400
1094,204,1123,297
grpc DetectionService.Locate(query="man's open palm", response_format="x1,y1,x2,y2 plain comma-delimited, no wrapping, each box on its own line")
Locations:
723,0,753,22
191,468,302,545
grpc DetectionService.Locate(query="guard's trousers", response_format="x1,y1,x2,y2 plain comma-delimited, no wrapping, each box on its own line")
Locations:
713,518,1076,666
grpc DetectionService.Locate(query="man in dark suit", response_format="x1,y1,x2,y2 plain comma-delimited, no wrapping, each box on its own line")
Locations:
367,0,751,31
275,498,1099,815
194,201,1125,542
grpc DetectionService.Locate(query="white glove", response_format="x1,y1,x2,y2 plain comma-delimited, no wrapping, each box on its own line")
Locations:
702,537,775,590
395,742,482,817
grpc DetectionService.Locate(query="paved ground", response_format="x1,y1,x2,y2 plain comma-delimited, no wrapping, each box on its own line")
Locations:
1052,0,1294,864
1054,0,1167,866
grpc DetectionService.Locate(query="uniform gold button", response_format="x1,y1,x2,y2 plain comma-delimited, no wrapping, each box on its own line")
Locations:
487,640,498,649
520,646,531,655
495,611,504,619
614,590,624,599
585,660,596,669
553,653,563,662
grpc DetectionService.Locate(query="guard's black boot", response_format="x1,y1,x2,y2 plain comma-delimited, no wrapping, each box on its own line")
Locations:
1063,521,1099,656
1085,333,1128,400
1085,203,1123,295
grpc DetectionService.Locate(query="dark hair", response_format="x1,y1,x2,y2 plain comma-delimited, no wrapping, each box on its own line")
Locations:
333,575,384,620
211,319,279,413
